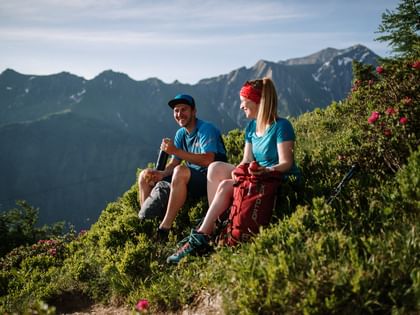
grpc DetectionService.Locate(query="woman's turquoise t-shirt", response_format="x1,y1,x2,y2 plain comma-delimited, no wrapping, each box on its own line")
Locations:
245,118,300,178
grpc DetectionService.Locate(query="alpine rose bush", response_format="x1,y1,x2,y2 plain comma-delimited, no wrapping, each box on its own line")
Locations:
350,59,419,174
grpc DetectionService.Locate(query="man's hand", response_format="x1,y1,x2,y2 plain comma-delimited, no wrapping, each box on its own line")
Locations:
143,168,164,186
161,138,177,155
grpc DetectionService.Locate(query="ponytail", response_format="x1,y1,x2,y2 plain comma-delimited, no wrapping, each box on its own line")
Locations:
256,77,278,133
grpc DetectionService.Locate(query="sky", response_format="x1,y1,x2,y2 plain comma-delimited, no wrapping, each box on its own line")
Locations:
0,0,401,84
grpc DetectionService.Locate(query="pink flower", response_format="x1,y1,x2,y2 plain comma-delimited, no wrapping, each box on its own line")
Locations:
49,248,57,256
385,107,397,115
136,299,149,312
383,129,392,137
412,61,420,69
337,155,346,161
368,111,380,124
376,65,384,74
399,117,408,124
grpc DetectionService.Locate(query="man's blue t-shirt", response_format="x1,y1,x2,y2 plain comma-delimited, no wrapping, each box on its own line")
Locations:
173,119,226,173
245,118,300,178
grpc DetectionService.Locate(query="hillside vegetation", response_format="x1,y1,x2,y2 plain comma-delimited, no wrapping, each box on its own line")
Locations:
0,54,419,314
1,1,420,311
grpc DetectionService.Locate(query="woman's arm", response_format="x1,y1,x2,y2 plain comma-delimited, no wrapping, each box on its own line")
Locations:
240,142,254,165
268,140,294,172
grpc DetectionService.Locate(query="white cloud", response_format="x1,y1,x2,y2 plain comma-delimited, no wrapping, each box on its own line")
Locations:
0,0,401,83
0,0,307,28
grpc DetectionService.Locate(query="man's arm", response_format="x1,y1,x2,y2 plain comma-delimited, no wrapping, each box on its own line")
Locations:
161,158,180,177
170,150,215,167
163,138,215,167
145,158,180,185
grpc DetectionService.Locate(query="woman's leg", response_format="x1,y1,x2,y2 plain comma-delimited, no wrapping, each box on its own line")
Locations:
167,175,235,264
199,178,234,235
207,162,235,205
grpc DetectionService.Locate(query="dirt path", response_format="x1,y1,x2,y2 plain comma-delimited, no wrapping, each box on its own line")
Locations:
59,292,223,315
60,305,131,315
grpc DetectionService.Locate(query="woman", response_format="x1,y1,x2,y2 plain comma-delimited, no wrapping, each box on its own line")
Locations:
167,77,300,264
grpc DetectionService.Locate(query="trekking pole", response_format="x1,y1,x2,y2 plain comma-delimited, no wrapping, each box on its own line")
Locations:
327,164,359,204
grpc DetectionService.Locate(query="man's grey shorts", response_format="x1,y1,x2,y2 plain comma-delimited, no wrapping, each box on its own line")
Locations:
138,180,170,220
138,167,207,220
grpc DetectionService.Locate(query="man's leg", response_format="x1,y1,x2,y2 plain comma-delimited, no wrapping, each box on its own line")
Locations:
159,165,191,230
138,169,154,205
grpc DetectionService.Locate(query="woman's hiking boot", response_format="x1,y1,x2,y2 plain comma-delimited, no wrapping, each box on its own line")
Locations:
167,229,211,264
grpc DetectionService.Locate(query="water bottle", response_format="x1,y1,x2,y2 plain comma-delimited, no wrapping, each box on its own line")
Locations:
155,150,169,170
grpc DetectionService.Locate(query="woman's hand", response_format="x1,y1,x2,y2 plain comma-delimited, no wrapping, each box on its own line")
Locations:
248,161,263,176
248,161,275,176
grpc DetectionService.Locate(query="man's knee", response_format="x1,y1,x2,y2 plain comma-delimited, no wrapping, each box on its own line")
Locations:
138,169,147,183
171,165,191,185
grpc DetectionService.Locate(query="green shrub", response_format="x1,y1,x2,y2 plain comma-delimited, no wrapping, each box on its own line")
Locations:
0,201,65,258
1,54,419,314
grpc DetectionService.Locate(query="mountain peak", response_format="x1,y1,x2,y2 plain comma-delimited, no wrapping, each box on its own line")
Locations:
1,68,20,75
93,70,132,82
283,47,340,65
0,68,26,80
282,44,375,66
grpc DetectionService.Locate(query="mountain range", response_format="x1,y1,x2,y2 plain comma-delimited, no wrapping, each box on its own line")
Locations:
0,44,379,229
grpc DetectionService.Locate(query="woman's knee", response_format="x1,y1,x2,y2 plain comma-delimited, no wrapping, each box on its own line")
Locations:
217,179,234,194
208,162,234,182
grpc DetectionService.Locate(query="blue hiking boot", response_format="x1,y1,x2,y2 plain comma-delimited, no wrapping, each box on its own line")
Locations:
167,229,211,264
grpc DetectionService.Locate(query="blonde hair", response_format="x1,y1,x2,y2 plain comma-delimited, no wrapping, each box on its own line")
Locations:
246,77,278,133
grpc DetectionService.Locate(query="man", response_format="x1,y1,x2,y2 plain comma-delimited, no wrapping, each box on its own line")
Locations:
138,93,227,240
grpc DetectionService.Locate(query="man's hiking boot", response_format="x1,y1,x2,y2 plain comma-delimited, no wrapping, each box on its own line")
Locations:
156,227,169,242
167,229,212,264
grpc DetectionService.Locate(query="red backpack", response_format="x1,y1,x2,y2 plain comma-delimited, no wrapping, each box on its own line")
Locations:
218,163,282,246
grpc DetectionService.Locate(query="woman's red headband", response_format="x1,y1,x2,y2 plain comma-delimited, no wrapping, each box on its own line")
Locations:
240,83,262,104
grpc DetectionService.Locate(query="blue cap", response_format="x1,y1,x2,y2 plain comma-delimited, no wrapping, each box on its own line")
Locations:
168,94,196,109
